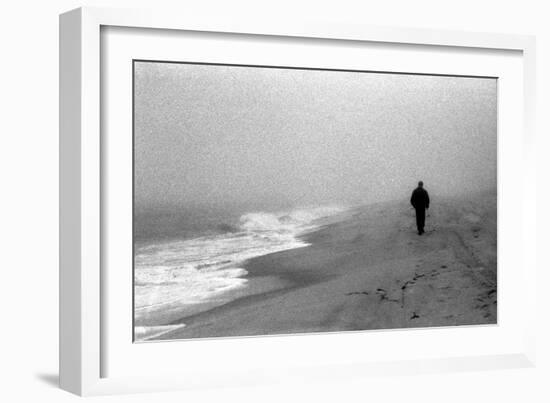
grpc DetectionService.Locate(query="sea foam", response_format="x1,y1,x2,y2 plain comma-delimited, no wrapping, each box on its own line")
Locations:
134,205,344,341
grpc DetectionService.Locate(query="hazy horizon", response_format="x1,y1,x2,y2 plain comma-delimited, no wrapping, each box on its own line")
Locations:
134,62,497,212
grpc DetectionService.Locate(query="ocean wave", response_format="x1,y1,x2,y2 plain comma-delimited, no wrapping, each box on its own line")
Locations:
238,206,343,233
134,205,345,336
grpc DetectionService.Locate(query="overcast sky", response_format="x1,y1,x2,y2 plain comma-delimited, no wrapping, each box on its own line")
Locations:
134,62,497,210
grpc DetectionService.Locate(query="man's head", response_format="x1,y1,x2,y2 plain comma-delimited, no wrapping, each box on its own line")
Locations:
418,181,424,188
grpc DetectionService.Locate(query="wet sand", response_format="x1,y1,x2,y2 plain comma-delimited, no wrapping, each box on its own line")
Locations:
160,191,497,340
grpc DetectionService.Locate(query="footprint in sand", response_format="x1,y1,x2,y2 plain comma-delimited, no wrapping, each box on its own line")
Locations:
376,288,400,303
346,291,369,296
401,282,414,290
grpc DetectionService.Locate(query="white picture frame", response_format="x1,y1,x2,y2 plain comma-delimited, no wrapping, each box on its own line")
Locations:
59,6,537,396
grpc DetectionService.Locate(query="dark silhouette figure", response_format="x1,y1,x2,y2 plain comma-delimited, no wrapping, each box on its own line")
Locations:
410,181,430,235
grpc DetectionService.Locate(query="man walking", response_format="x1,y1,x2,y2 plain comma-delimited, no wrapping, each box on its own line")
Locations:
410,181,430,235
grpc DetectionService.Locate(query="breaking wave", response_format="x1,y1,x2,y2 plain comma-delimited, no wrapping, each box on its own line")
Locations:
134,205,344,341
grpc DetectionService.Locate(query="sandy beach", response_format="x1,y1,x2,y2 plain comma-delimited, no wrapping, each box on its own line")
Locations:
160,191,497,340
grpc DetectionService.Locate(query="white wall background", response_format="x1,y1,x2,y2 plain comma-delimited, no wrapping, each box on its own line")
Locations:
0,0,548,401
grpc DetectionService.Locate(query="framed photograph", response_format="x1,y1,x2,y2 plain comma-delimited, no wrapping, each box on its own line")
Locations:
60,7,537,396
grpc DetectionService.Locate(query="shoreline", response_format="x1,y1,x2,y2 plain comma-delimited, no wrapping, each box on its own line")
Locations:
165,218,344,328
156,191,497,341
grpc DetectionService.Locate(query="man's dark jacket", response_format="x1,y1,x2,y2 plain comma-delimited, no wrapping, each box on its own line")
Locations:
410,187,430,210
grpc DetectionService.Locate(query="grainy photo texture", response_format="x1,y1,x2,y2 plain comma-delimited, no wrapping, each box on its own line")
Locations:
133,61,497,342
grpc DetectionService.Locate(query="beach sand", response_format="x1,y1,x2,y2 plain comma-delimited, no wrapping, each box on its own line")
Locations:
160,191,497,340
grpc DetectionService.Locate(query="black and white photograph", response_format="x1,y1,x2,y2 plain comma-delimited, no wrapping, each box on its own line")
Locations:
5,0,548,399
133,61,497,342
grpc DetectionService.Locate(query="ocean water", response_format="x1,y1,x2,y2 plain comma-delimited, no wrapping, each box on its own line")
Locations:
134,205,344,341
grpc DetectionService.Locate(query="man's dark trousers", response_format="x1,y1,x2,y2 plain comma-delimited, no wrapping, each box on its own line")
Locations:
415,208,425,233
